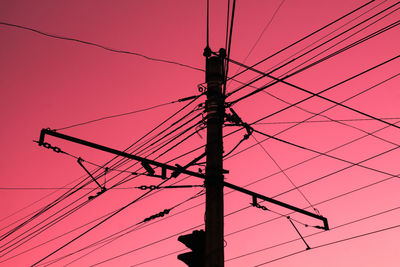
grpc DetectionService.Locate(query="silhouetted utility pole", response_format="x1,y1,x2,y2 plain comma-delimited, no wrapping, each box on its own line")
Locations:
36,50,330,267
204,49,225,267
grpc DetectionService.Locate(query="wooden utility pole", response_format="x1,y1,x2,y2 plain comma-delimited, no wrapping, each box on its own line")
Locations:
204,52,225,267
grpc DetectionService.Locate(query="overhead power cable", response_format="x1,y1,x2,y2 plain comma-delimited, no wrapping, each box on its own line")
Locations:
223,0,237,96
44,190,204,266
255,223,400,266
30,176,171,266
224,0,377,83
252,127,399,179
227,6,400,99
256,73,400,149
254,117,400,125
261,2,399,84
256,0,388,81
27,102,205,264
227,72,400,166
0,22,203,72
251,135,317,213
54,95,201,131
227,205,400,263
283,4,399,77
0,96,200,262
16,117,203,258
241,0,286,66
236,53,400,127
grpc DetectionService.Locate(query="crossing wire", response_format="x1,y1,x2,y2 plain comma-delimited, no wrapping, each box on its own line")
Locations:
224,0,377,84
227,3,400,99
252,0,388,82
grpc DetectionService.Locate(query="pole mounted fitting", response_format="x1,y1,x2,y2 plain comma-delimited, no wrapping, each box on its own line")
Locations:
203,46,212,58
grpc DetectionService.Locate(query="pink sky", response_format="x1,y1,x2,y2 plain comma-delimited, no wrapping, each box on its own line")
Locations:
0,0,399,266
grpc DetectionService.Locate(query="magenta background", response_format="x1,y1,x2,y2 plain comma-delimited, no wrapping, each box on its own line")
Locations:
0,0,399,266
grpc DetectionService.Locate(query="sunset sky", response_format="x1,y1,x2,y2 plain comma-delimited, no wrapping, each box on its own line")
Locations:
1,0,399,266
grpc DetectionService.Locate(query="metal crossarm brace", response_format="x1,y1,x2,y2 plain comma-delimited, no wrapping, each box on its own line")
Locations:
223,181,329,230
38,129,205,179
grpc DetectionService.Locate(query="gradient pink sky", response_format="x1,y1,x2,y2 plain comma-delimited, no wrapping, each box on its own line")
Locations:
1,0,399,266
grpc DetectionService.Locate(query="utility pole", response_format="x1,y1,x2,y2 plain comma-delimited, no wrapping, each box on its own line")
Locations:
204,49,225,267
36,52,330,267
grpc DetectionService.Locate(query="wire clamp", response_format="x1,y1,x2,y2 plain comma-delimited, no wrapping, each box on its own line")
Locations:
143,209,171,222
250,196,269,211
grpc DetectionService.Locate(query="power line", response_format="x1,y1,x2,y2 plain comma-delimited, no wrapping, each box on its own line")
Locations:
224,0,377,85
282,3,399,77
227,204,400,263
242,0,286,65
238,53,400,128
226,72,400,165
54,95,200,131
254,117,400,125
255,223,400,266
0,22,204,72
227,4,400,99
250,135,318,213
226,0,286,90
30,176,171,266
0,97,202,261
223,0,237,95
39,190,204,266
255,73,400,148
252,127,400,179
254,0,388,81
26,104,206,264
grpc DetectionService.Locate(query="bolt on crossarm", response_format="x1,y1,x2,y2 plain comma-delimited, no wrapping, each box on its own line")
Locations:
204,48,225,267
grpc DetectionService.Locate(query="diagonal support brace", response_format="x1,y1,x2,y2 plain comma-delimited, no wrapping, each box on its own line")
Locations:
77,158,105,192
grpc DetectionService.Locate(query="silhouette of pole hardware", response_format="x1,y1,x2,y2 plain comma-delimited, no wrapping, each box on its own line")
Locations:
37,128,205,180
177,230,205,267
232,183,329,230
137,185,204,190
